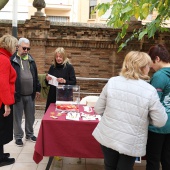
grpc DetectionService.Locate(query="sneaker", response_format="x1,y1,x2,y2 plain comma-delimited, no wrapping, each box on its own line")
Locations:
15,139,23,147
0,157,15,167
3,153,10,158
26,136,37,143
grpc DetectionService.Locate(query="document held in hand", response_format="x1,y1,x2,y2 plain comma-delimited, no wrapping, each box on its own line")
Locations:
48,74,58,87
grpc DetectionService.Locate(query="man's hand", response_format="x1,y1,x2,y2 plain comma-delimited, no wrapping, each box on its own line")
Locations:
36,92,41,100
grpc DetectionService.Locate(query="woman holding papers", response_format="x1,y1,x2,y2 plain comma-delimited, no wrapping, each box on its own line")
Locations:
92,51,168,170
45,47,76,112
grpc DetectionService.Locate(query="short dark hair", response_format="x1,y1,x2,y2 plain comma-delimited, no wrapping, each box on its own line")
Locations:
148,44,170,63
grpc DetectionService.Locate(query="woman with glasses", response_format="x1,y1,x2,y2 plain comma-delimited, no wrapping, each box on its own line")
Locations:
0,34,18,167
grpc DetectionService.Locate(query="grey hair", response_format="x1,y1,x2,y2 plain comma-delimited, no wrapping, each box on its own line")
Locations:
18,38,30,45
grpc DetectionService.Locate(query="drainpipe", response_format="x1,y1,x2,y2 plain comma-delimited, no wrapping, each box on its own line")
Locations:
12,0,18,38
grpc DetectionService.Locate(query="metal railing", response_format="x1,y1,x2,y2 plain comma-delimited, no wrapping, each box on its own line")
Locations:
76,76,108,96
76,77,109,81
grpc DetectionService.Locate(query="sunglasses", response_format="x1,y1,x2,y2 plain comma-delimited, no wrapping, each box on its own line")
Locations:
22,47,30,51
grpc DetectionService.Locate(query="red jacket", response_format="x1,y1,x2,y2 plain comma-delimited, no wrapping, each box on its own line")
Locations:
0,48,16,108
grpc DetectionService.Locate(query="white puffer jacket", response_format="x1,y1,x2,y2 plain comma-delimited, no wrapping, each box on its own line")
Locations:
92,76,167,157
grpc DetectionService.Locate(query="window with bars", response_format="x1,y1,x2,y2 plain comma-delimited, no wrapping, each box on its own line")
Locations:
89,0,97,19
89,6,96,19
46,16,69,22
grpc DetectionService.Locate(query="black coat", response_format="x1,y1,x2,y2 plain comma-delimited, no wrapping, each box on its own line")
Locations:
10,53,41,103
0,105,13,145
45,63,76,111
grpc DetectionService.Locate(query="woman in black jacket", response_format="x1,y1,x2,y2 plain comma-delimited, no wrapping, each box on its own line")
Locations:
45,47,76,112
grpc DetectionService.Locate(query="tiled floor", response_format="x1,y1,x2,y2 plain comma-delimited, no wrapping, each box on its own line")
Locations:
2,119,147,170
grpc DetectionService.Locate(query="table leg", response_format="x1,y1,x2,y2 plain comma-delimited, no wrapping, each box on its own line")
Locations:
45,156,54,170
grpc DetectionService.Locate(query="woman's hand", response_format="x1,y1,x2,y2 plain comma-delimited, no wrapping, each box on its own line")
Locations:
46,74,52,81
57,78,66,84
3,105,11,117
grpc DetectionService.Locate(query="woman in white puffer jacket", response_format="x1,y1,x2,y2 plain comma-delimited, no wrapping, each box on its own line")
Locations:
92,51,168,170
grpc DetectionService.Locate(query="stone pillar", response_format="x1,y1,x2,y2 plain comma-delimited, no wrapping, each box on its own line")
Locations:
33,0,46,16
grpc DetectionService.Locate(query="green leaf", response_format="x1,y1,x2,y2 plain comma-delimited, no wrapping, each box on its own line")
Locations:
138,29,147,40
141,3,150,19
147,22,157,38
95,3,110,16
95,0,170,51
98,8,106,16
121,6,133,14
134,6,140,19
121,24,128,38
115,33,121,43
118,43,127,52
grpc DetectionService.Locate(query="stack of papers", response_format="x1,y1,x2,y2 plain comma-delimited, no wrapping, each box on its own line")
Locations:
48,74,58,87
66,112,80,121
81,112,101,121
65,112,101,121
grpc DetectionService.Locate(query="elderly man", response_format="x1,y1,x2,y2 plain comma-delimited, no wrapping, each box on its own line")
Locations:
11,38,41,146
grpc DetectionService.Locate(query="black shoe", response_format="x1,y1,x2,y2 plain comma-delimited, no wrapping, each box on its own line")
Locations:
0,157,15,167
15,139,23,147
26,136,37,143
3,153,10,158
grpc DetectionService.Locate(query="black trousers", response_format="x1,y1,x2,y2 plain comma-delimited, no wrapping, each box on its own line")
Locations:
0,145,3,158
101,145,136,170
146,131,170,170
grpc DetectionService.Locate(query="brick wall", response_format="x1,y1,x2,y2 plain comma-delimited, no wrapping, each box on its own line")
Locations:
0,16,170,99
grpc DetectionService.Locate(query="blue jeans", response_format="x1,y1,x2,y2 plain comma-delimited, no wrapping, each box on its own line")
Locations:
101,145,136,170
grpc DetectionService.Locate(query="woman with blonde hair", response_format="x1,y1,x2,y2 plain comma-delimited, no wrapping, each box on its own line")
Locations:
92,51,168,170
45,47,76,111
0,34,18,167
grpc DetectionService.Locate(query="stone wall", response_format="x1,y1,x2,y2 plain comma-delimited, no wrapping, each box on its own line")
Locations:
0,16,170,98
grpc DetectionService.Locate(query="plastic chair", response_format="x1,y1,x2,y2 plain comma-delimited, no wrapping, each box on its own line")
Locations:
80,95,99,106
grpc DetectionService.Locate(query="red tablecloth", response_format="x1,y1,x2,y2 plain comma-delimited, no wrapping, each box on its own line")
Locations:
33,103,103,164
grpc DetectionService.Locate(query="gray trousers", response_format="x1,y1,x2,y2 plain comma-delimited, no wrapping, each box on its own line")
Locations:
13,95,35,140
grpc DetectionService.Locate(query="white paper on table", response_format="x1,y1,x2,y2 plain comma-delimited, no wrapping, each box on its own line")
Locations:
81,112,101,121
83,106,92,112
66,112,80,121
82,116,96,121
48,74,58,87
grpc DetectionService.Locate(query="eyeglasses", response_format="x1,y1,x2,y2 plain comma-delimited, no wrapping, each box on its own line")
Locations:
22,47,30,51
